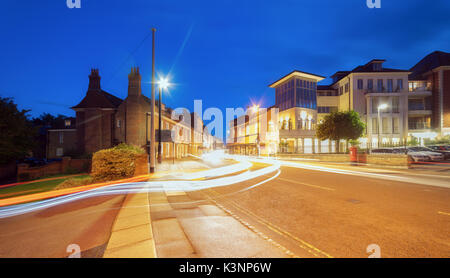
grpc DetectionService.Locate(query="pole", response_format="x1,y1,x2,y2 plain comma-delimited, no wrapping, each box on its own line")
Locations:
256,108,260,157
150,28,156,173
377,108,381,149
158,87,162,164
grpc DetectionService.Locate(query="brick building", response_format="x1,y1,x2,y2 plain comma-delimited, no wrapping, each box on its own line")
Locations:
67,68,204,159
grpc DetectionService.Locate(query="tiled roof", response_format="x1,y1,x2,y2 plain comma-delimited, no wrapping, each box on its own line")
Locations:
409,51,450,80
72,89,123,109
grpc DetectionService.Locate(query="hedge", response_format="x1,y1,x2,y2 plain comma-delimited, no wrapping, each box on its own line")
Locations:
91,143,145,182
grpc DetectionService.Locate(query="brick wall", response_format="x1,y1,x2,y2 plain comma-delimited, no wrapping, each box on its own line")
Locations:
429,72,441,129
443,69,450,128
17,157,91,181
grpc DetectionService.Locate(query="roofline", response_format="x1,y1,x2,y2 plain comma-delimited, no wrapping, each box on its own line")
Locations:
268,70,325,88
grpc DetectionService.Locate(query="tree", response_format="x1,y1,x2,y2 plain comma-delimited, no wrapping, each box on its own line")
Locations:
316,110,365,153
32,113,68,128
0,97,36,165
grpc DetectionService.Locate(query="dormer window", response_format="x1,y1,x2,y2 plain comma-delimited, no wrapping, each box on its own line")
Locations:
373,63,382,71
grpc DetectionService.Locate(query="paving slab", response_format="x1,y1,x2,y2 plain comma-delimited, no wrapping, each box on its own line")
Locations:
178,215,288,258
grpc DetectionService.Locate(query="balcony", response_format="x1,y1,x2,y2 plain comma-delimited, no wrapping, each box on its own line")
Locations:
279,128,315,138
363,88,405,96
408,122,431,130
408,104,432,115
409,82,432,97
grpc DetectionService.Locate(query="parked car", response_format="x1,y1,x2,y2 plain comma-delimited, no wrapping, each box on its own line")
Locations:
370,148,395,154
18,157,48,167
392,148,431,162
426,145,450,159
407,147,445,161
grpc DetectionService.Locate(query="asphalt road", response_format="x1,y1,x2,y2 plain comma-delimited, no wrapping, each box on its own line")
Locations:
0,160,449,258
0,195,125,258
193,163,450,258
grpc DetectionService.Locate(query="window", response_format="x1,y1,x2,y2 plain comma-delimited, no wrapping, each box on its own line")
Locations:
372,118,378,134
387,79,393,92
371,97,379,114
392,97,399,113
368,79,373,90
392,118,399,134
117,119,121,128
318,106,338,113
382,118,389,134
357,79,363,90
64,119,71,127
345,83,349,93
397,79,403,91
59,132,64,144
56,148,63,157
377,79,383,92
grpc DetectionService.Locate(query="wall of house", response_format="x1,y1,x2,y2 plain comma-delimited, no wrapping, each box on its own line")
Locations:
47,130,77,158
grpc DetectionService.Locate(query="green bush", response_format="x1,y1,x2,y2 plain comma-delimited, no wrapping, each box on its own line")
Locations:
91,144,145,182
56,177,93,190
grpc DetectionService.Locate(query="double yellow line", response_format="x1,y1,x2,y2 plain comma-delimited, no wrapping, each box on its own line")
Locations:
207,188,333,258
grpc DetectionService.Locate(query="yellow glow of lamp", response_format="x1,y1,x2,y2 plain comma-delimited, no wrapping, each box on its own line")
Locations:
252,105,259,113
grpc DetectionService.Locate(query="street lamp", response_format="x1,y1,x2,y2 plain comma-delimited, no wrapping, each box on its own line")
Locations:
157,76,170,164
377,103,388,148
252,105,260,157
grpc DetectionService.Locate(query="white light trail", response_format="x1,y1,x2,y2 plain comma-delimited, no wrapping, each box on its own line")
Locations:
0,158,280,218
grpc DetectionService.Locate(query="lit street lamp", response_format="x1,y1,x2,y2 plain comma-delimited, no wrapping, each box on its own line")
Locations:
253,105,260,157
157,77,170,164
377,103,388,148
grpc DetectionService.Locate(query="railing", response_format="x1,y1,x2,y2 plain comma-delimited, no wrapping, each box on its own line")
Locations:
363,88,405,94
408,123,431,130
408,104,432,111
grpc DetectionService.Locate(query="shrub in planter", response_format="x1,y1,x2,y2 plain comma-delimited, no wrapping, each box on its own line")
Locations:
91,143,145,182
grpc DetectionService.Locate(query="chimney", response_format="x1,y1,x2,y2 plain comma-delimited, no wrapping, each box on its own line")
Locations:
88,68,101,90
128,67,142,96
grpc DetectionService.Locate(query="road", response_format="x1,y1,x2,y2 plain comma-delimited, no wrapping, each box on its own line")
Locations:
0,195,125,258
0,158,449,258
190,161,450,258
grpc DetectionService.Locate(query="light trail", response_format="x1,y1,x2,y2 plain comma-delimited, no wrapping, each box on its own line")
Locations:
247,156,450,189
0,158,280,219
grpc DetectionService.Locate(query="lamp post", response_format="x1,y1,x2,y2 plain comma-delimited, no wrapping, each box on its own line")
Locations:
157,77,169,164
150,28,156,174
253,105,260,157
377,103,388,148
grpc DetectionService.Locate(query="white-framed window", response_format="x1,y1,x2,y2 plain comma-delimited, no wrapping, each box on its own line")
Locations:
117,119,121,128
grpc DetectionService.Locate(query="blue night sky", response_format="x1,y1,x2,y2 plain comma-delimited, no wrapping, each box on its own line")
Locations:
1,0,449,134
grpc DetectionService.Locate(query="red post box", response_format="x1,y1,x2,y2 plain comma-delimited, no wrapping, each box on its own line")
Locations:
349,146,358,163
